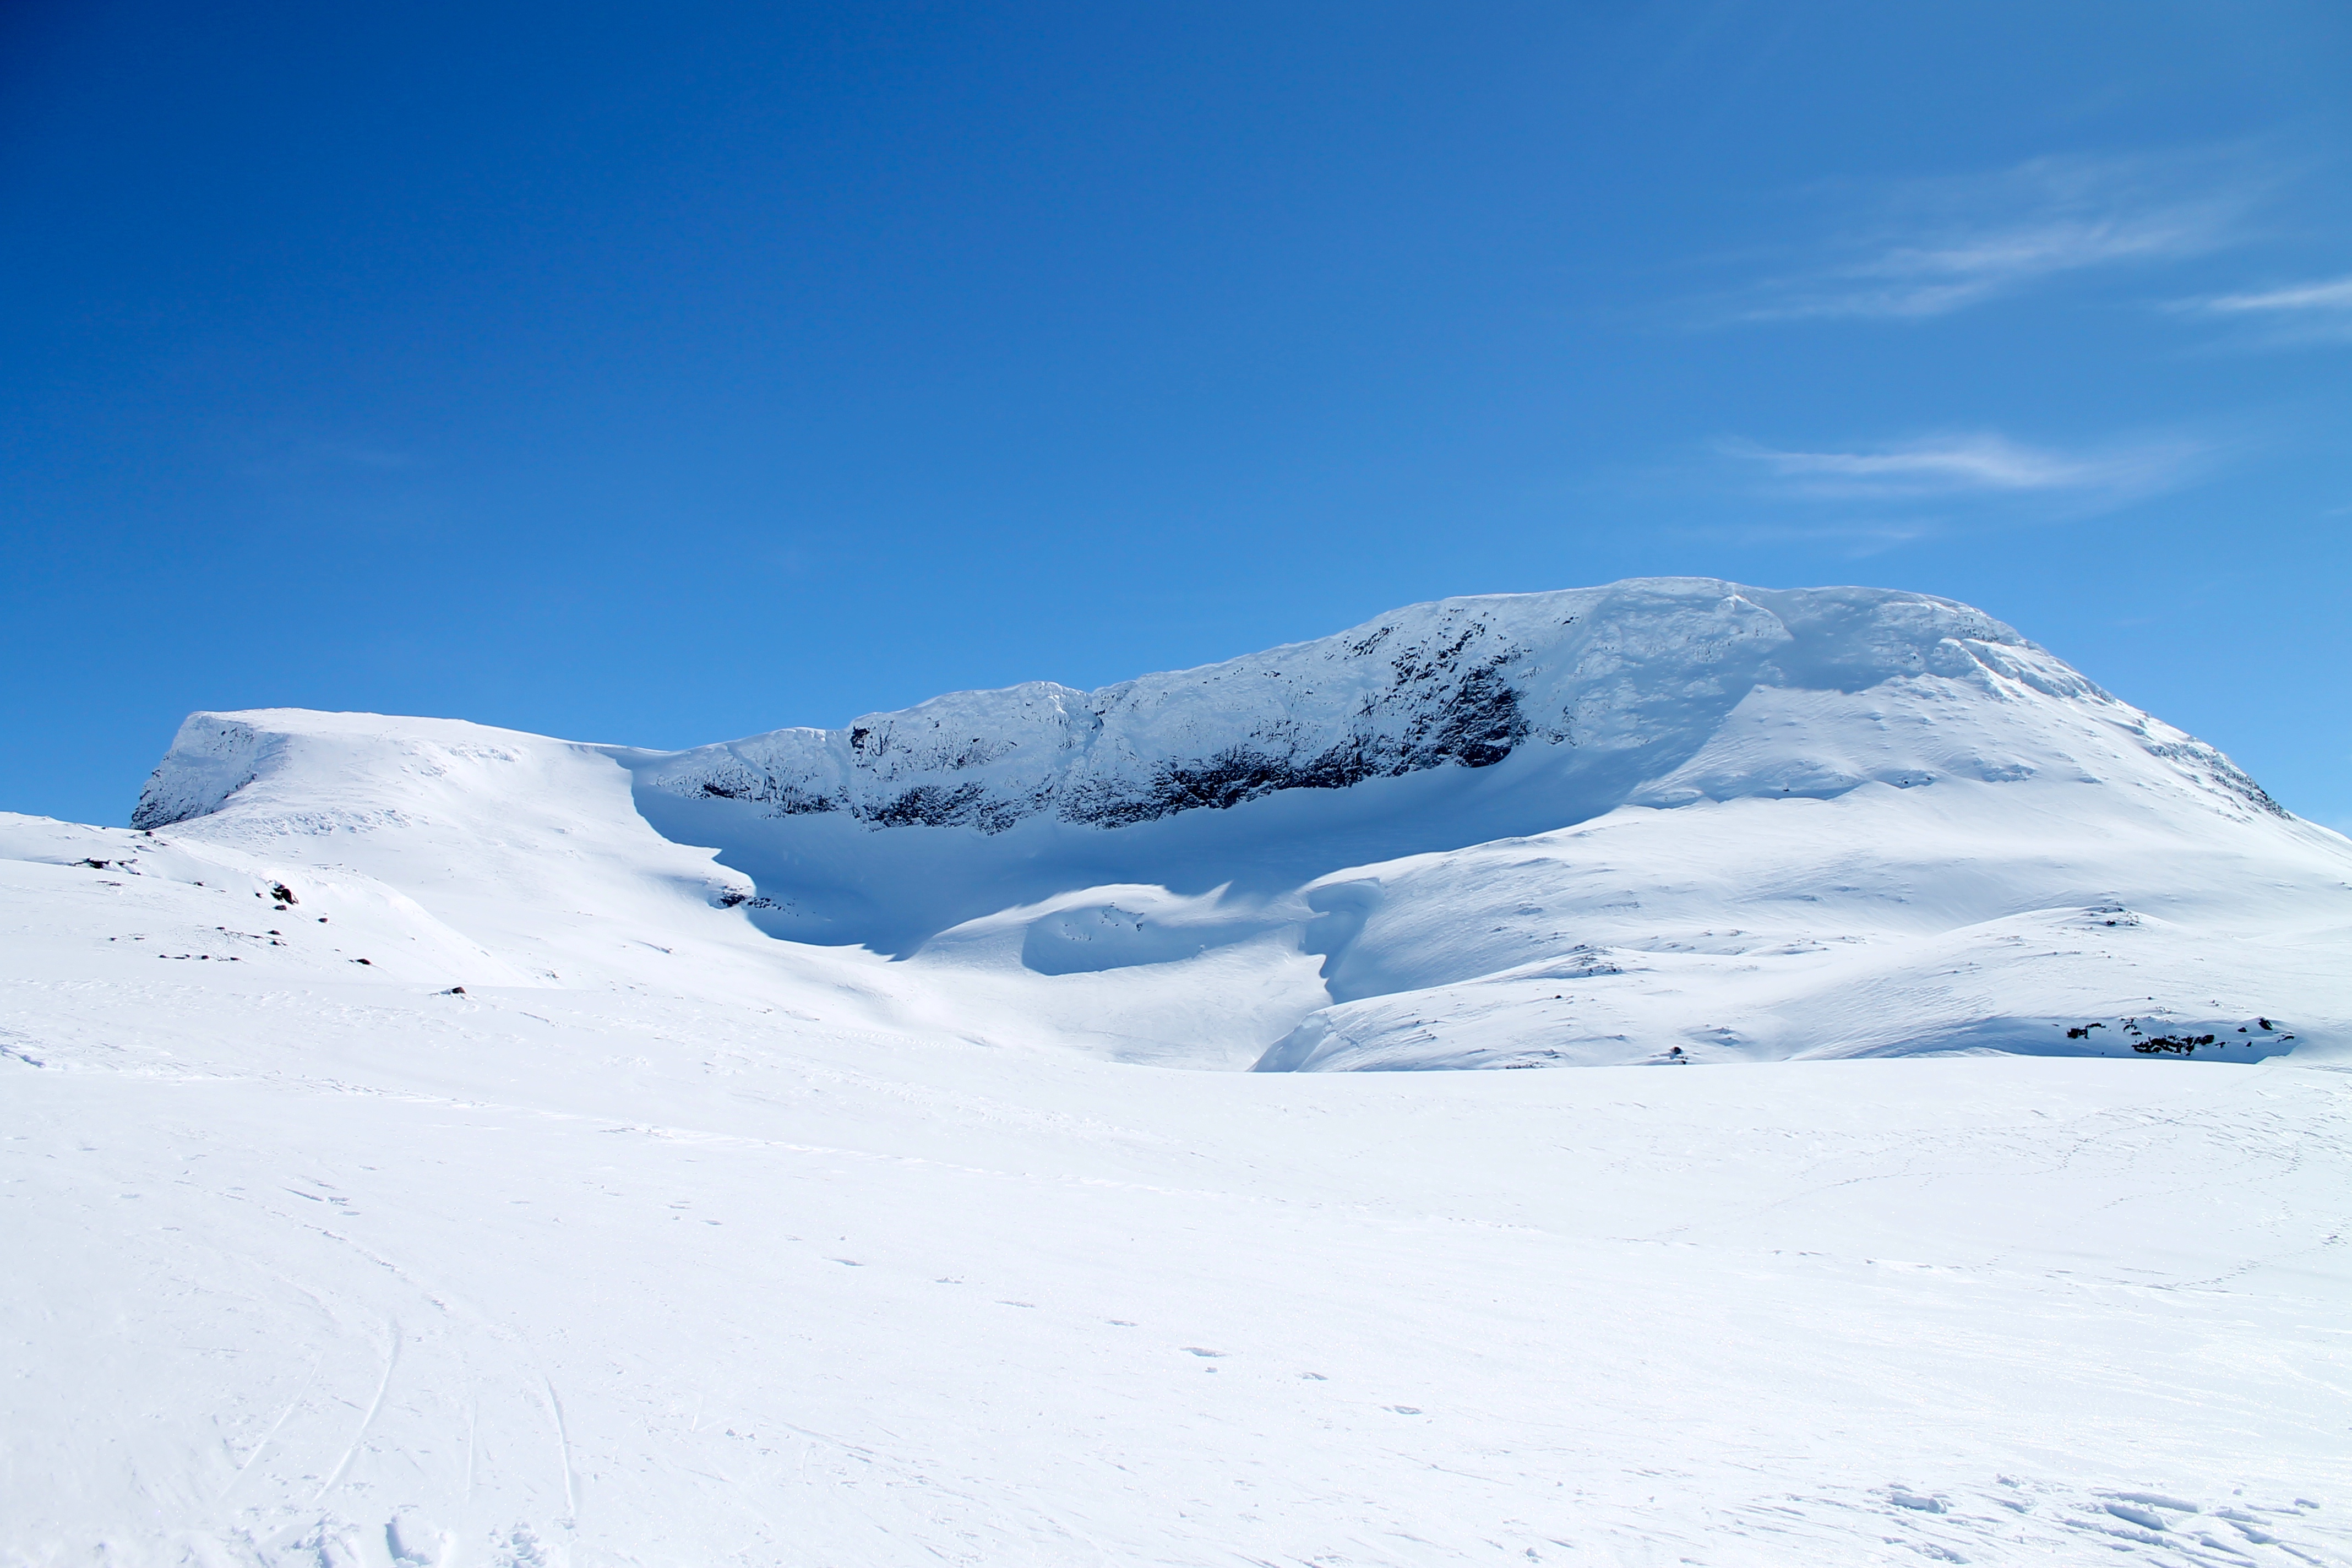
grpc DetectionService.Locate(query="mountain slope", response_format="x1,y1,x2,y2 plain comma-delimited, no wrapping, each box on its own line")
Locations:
623,580,2280,843
121,579,2352,1072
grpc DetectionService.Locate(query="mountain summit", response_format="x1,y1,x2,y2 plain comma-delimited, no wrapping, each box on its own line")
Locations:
625,578,2274,836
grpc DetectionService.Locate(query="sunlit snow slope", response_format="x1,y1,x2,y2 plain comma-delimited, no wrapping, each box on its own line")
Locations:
6,579,2351,1566
128,578,2352,1071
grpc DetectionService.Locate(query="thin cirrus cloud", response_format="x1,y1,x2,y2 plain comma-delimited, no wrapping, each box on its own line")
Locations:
2171,274,2352,344
1723,153,2261,323
1719,432,2210,507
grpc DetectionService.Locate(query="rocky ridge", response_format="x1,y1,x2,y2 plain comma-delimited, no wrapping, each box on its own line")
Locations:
616,579,2279,841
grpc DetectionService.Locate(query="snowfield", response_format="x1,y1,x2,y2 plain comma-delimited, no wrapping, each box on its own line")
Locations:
6,579,2350,1565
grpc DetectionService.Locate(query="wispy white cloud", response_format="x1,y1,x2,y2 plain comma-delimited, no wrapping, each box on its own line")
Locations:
2197,275,2352,314
2169,273,2352,344
1719,431,2209,506
1724,153,2263,323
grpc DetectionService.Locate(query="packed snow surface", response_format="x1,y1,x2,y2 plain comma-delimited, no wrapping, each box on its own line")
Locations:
7,579,2351,1565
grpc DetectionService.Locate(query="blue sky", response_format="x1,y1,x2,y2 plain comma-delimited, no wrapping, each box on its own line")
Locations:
4,1,2348,827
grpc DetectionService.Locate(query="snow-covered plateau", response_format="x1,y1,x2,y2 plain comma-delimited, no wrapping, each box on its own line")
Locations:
6,578,2350,1566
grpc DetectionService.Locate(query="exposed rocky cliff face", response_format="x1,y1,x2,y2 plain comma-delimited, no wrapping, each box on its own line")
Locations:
620,579,2276,842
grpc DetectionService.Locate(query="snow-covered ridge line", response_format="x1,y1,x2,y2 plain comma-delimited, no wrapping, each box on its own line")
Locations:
610,578,2278,837
130,578,2285,842
77,575,2352,1078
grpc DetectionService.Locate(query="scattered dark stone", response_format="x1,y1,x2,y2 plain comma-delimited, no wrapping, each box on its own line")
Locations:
1054,646,1532,830
869,781,992,829
2130,1033,2215,1055
2141,739,2290,818
660,619,1542,836
767,788,841,816
270,883,297,905
1402,655,1528,770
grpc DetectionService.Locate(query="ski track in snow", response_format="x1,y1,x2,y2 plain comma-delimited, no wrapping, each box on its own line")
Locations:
4,579,2350,1565
310,1322,399,1507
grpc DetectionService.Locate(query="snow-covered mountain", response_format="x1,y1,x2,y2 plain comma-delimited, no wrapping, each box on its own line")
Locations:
10,579,2352,1566
622,580,2278,842
124,578,2352,1070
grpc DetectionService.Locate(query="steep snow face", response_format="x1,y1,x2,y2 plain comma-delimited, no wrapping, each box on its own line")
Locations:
605,579,2287,952
630,579,2273,836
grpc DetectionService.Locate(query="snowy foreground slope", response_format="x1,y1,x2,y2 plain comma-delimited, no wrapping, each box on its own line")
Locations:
6,578,2352,1566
